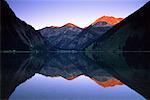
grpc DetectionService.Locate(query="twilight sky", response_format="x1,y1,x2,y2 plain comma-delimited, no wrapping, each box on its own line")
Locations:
7,0,149,30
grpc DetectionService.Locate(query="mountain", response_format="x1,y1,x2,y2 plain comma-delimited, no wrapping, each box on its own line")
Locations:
1,0,46,51
86,2,150,52
63,23,80,27
72,16,123,50
39,23,82,50
39,16,122,50
92,16,123,25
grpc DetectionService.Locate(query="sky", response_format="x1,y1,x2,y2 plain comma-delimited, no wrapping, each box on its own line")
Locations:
7,0,149,30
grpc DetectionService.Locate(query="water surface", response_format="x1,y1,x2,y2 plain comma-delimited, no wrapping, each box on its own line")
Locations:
9,74,145,100
1,52,150,100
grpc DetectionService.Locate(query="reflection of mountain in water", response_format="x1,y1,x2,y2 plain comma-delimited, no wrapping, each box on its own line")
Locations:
39,53,122,85
1,53,121,99
1,53,44,99
1,52,150,99
87,52,150,99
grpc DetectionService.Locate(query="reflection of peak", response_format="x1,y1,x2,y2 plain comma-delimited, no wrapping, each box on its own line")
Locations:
93,16,123,25
66,75,79,80
39,53,123,88
63,23,79,27
92,78,123,88
64,75,123,88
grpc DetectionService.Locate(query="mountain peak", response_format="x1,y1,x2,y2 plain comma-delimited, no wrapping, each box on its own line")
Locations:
49,26,59,28
63,23,79,27
93,16,124,25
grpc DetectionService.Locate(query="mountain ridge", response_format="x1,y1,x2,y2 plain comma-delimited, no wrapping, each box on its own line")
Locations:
1,0,47,51
39,16,123,50
86,1,150,51
63,23,80,28
93,16,123,25
45,16,123,29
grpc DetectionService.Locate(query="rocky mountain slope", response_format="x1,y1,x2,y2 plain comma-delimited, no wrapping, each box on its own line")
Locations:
1,0,46,51
39,23,82,50
86,1,150,52
39,16,123,50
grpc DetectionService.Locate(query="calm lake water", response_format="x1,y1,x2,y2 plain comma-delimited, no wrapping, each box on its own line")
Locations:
1,52,150,100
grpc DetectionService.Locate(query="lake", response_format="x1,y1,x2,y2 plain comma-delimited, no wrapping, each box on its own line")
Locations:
1,52,150,100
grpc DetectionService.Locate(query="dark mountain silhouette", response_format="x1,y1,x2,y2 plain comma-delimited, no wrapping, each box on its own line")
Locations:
86,1,150,51
1,0,47,51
